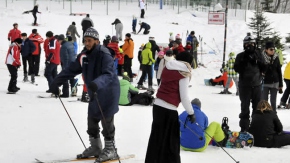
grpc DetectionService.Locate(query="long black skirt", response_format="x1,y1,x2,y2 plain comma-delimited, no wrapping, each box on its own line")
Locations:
145,104,181,163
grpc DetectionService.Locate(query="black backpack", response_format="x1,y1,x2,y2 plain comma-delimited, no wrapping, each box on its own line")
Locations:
106,47,116,59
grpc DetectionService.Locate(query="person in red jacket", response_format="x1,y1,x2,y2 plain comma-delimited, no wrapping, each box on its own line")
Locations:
172,40,185,55
5,38,22,93
209,69,234,89
44,31,60,93
107,36,122,75
8,23,21,43
29,29,44,76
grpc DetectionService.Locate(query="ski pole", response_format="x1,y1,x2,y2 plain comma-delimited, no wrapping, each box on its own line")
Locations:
213,38,221,55
58,96,87,149
94,92,121,163
179,119,203,140
195,123,240,163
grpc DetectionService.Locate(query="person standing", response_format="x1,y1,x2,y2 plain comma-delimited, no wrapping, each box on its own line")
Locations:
261,42,283,112
221,52,239,95
81,14,94,43
132,15,137,34
145,51,195,163
44,31,60,93
5,38,22,93
137,21,150,35
111,18,123,41
122,33,134,81
156,49,175,85
29,29,44,77
21,33,36,82
67,21,80,54
8,23,21,43
50,27,120,162
31,4,41,26
186,31,199,66
279,62,290,108
140,0,146,18
108,36,122,75
234,33,266,132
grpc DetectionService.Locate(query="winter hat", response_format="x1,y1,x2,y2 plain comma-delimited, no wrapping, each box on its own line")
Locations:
72,21,76,25
86,14,90,17
32,29,37,34
105,35,111,40
191,98,201,108
176,51,193,64
84,27,99,40
14,38,22,44
158,51,165,56
46,31,53,38
229,52,235,57
175,34,181,40
123,72,130,82
21,33,27,37
265,41,275,49
111,36,118,42
125,33,131,38
190,31,195,35
57,34,65,41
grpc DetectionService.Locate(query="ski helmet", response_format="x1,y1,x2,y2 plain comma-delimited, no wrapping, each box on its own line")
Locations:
243,33,256,50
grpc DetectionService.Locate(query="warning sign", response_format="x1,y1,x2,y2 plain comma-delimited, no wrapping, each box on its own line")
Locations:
208,12,225,25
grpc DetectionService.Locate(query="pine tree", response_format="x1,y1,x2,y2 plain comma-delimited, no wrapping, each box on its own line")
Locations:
285,33,290,43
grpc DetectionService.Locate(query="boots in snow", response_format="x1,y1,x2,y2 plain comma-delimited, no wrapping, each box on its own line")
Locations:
23,73,28,82
94,140,119,163
81,91,90,102
77,137,102,159
219,88,232,94
31,74,35,83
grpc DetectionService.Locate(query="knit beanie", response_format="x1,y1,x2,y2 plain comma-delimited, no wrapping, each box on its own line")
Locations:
111,36,118,42
123,72,130,82
84,27,99,40
265,42,275,49
191,98,201,108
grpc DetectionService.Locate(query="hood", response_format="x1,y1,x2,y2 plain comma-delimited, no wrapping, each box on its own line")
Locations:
164,55,175,62
119,79,130,86
192,104,201,111
166,60,191,73
145,42,151,49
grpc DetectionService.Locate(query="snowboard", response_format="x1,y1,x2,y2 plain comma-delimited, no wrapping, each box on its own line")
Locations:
204,79,212,86
7,92,16,94
224,131,254,148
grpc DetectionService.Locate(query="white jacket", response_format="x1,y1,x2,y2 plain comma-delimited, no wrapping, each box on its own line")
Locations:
140,0,145,9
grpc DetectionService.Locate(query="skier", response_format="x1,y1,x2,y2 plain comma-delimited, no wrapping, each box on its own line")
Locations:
279,62,290,109
50,27,120,163
29,29,44,77
5,38,22,93
261,42,283,112
132,15,137,34
20,33,36,82
31,4,41,26
81,14,94,43
180,98,226,152
221,52,239,95
111,18,123,41
7,23,21,43
66,21,80,54
139,0,146,18
145,51,195,163
122,33,134,81
186,31,199,66
234,33,266,132
44,31,60,93
137,21,150,35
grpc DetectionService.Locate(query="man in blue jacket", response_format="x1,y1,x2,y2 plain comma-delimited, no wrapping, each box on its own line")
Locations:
179,98,225,152
50,27,120,162
21,33,36,82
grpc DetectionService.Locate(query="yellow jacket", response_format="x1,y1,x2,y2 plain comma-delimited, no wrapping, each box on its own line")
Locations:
284,62,290,80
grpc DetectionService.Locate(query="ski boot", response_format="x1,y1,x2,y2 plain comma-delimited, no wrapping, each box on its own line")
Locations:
31,74,35,84
23,73,28,82
81,91,90,102
94,140,119,163
137,85,147,90
77,137,102,159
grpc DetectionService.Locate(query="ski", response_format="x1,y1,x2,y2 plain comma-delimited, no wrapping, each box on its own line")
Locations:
37,94,56,98
35,154,135,163
7,92,17,94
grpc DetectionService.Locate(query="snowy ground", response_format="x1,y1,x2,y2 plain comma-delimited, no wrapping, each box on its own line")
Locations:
1,1,290,163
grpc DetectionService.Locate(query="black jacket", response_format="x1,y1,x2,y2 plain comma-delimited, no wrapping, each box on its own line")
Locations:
234,50,266,87
249,110,283,147
148,40,160,59
111,18,121,25
263,54,283,87
21,38,36,57
32,6,38,15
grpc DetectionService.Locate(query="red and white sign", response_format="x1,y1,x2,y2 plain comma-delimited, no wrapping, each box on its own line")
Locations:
208,12,225,25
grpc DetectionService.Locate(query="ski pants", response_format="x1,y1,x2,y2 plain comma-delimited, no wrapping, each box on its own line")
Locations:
281,79,290,104
123,56,133,78
31,54,40,75
261,83,279,112
181,122,225,152
138,64,153,87
44,63,58,90
7,64,18,90
87,115,115,140
22,55,32,75
33,13,37,25
115,23,123,40
141,9,145,18
225,77,239,91
239,85,262,132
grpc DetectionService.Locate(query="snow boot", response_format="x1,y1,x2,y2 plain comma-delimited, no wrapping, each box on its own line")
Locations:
81,91,90,102
147,86,155,91
137,85,147,90
77,137,102,159
94,140,119,163
23,73,28,82
31,74,35,83
220,88,232,94
278,101,287,109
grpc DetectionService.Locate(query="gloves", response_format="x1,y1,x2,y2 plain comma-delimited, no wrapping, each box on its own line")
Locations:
88,82,98,92
187,114,196,124
8,38,10,41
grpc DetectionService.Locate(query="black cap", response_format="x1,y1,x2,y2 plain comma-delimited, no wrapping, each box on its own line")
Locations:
46,31,53,38
86,14,90,17
265,42,275,49
72,21,76,25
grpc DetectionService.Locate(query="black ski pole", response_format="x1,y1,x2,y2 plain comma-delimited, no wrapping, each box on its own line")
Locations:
195,123,240,163
179,119,203,140
58,96,87,149
94,92,121,163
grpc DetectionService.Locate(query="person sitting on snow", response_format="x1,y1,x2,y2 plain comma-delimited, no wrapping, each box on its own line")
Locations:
179,98,226,152
208,68,233,89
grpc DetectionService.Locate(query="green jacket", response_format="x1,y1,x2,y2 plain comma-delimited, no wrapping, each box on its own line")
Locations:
119,79,139,105
276,49,284,66
141,42,155,65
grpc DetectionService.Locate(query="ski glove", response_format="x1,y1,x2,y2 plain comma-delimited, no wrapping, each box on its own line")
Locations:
88,82,98,92
187,114,196,123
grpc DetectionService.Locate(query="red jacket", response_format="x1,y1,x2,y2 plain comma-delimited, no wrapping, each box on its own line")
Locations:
43,38,49,55
174,44,185,53
8,28,21,42
45,37,60,65
107,42,123,63
213,72,233,88
5,43,21,67
29,33,44,55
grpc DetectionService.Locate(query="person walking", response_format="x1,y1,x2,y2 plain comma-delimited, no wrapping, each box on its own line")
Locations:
111,18,123,41
67,21,80,54
50,27,120,163
122,33,134,81
279,62,290,109
140,0,146,18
